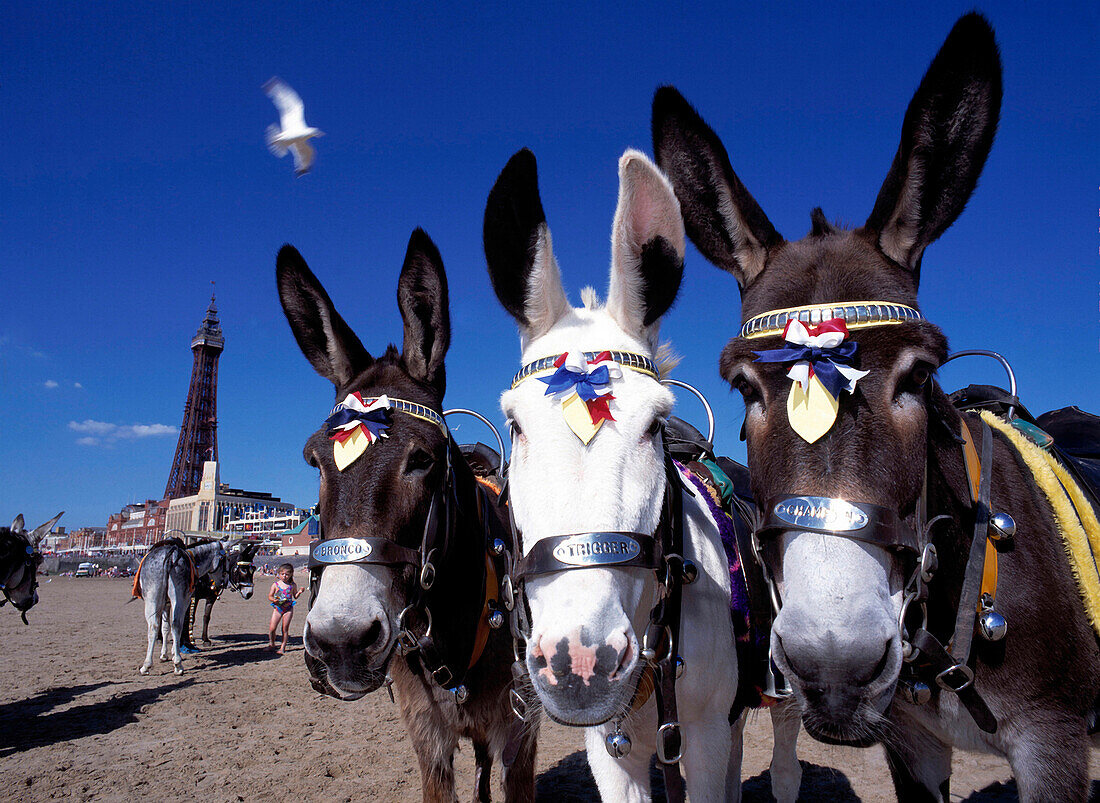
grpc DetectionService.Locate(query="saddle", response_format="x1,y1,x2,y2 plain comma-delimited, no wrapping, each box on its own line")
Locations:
949,385,1100,514
131,539,196,600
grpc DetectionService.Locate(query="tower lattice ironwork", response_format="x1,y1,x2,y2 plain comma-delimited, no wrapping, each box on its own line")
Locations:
164,293,224,499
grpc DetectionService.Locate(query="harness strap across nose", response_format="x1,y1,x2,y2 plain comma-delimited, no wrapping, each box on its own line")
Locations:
758,496,921,553
308,536,421,569
517,533,659,577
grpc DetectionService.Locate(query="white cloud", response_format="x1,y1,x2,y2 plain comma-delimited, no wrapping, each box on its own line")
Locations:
44,380,59,388
73,382,83,389
69,419,178,445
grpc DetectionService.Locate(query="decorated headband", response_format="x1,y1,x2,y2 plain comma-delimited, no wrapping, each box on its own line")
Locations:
323,392,447,471
753,318,869,442
511,350,659,445
741,301,922,340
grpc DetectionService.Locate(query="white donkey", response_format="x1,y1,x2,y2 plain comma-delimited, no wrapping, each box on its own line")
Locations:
134,539,228,675
484,148,800,802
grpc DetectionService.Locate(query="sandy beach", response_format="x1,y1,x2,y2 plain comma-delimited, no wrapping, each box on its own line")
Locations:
0,576,1095,801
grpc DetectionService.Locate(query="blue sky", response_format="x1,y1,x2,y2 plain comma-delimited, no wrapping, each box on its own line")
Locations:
2,1,1096,530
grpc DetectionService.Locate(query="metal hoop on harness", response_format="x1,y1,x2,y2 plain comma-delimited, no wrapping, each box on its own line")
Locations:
660,379,715,446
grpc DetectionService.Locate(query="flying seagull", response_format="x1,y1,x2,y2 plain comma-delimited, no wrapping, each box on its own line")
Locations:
263,77,323,176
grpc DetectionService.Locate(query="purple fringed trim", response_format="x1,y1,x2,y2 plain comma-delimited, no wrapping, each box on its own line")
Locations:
679,464,752,642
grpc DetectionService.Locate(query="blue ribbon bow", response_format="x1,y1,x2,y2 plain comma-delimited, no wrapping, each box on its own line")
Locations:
324,406,391,439
539,364,611,401
753,342,859,399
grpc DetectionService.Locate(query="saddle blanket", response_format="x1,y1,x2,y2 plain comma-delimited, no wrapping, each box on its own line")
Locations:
982,411,1100,637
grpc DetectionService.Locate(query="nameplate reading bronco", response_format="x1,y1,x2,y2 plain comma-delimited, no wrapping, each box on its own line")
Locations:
552,533,642,567
773,497,869,532
311,538,374,564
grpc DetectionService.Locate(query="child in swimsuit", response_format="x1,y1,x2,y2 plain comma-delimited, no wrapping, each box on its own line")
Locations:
268,564,304,654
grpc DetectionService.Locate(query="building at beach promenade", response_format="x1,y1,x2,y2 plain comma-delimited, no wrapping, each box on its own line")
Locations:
163,460,296,536
106,500,168,549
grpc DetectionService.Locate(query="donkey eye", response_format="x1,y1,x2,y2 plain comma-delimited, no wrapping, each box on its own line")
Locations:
899,361,935,395
405,448,435,475
646,417,664,437
730,374,761,405
507,418,524,439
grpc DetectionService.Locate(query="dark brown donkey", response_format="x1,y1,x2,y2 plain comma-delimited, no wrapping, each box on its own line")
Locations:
653,13,1099,803
278,229,537,802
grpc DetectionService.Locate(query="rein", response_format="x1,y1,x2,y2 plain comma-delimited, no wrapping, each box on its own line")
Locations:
504,348,693,798
307,402,516,704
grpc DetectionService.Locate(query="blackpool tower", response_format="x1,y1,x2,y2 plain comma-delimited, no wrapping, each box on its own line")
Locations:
164,292,224,499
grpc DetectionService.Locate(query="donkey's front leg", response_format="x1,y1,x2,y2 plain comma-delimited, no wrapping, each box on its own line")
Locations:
201,598,214,643
1005,713,1091,803
882,705,953,803
727,709,747,802
680,710,733,803
768,699,802,802
585,709,656,803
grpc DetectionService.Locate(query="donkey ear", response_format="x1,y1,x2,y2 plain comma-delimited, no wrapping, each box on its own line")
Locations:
652,86,782,288
11,514,25,532
607,150,685,342
863,13,1001,282
30,512,63,546
484,148,571,340
398,228,450,394
277,245,373,389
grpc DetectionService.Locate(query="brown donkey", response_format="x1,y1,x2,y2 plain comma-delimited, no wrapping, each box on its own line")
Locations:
278,230,536,802
653,13,1099,803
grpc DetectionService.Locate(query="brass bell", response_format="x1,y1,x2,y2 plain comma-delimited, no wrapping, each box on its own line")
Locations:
988,512,1016,543
490,538,507,556
487,608,505,629
681,560,699,585
605,729,631,758
898,679,931,705
977,609,1008,642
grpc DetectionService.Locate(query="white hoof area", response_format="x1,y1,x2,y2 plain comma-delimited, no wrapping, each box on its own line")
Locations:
174,665,184,675
139,666,150,675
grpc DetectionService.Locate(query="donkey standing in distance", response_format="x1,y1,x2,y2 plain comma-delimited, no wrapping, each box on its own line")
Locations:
280,230,537,802
135,538,228,675
484,147,800,802
0,513,63,622
654,13,1099,802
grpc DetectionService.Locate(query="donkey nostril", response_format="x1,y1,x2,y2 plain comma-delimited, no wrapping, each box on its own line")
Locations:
351,620,384,653
609,640,633,680
855,640,893,686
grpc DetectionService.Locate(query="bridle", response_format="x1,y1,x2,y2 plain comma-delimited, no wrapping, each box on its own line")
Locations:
307,398,516,704
742,301,1011,734
504,349,698,800
0,532,43,624
225,546,257,595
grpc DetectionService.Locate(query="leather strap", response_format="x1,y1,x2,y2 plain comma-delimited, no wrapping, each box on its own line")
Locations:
911,628,997,732
960,420,999,606
307,536,421,570
517,533,659,577
759,496,921,553
952,419,993,664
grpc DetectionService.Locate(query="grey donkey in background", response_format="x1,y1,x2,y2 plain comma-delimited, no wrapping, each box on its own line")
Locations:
134,539,228,675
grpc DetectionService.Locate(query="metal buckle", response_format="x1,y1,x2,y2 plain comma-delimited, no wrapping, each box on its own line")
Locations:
641,624,672,663
431,665,453,687
510,688,528,721
935,663,974,693
396,605,431,653
655,721,683,764
420,548,438,591
500,574,515,611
